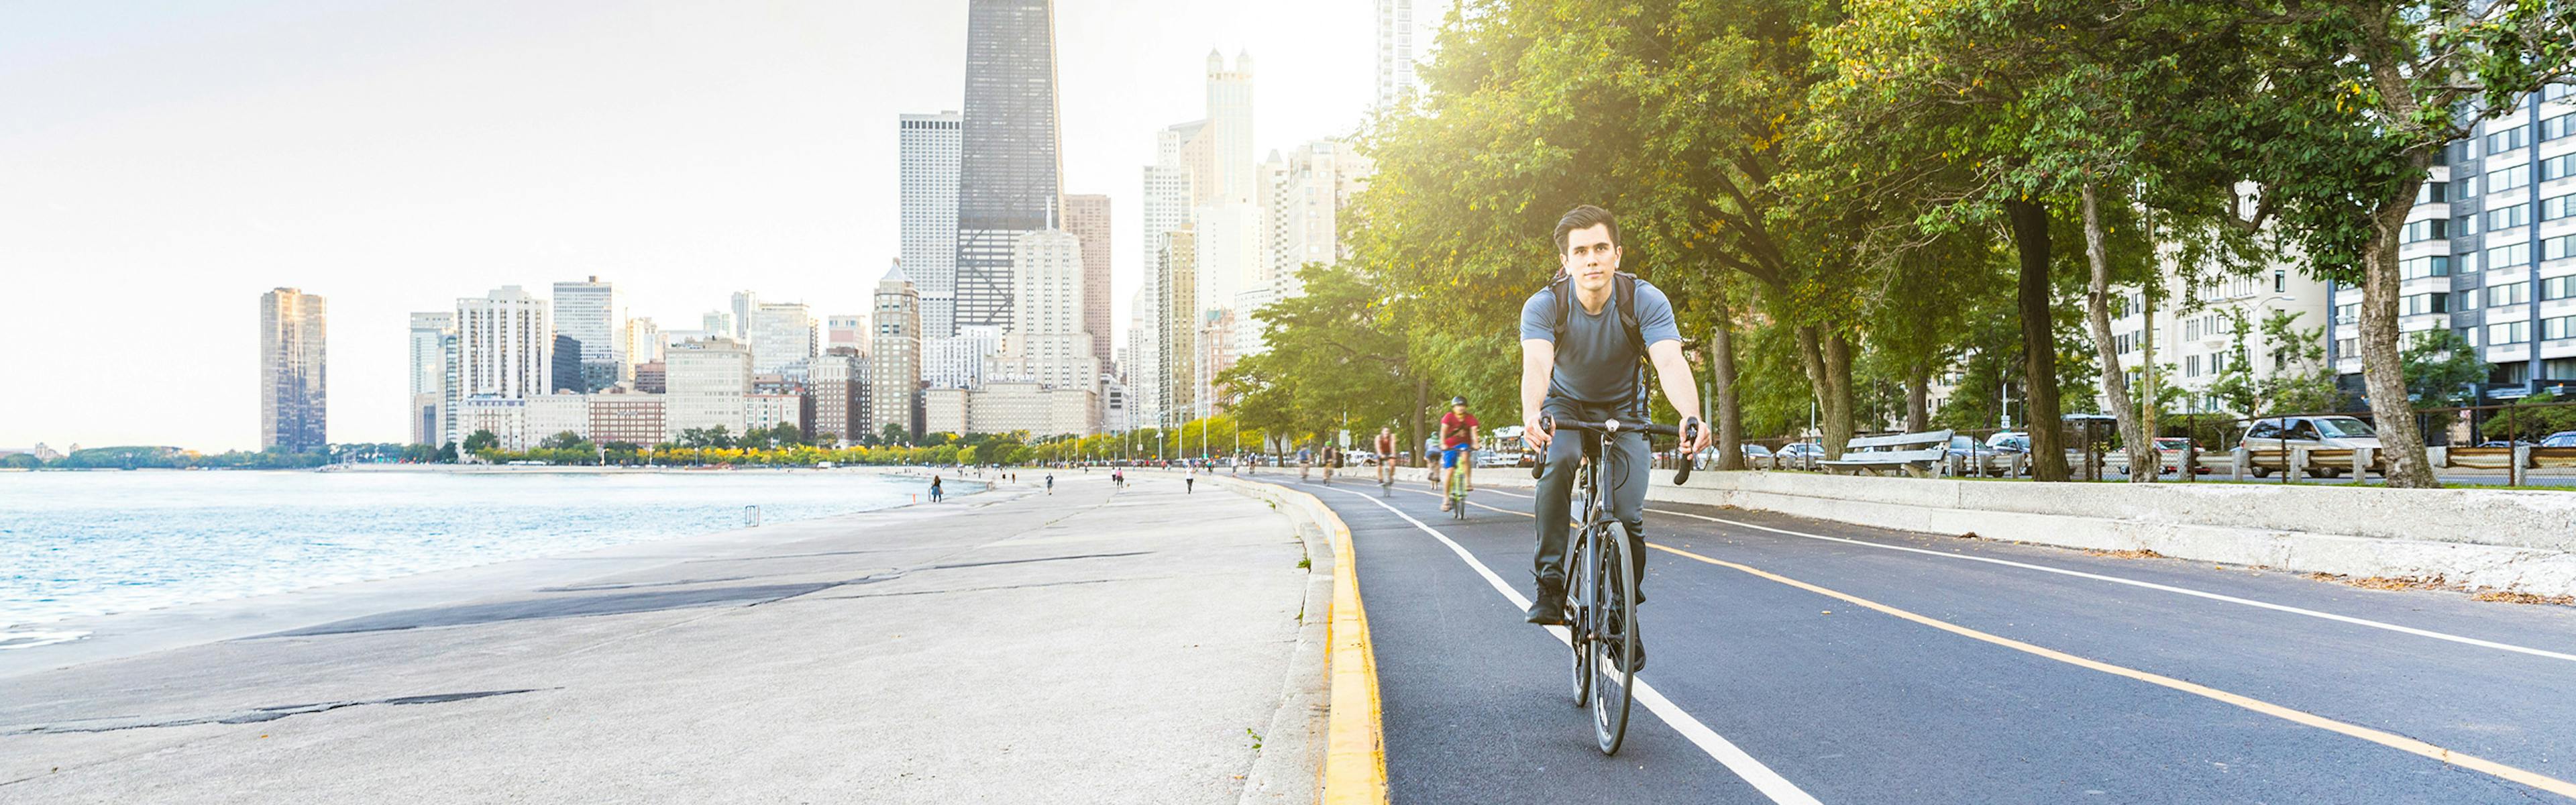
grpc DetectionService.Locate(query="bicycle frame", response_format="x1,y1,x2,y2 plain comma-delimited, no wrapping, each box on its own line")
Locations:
1536,414,1695,756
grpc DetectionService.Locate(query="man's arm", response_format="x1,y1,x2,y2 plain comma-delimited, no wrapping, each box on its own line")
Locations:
1646,339,1713,453
1521,339,1555,451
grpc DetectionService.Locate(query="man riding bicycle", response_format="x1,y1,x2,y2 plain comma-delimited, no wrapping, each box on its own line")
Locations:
1437,396,1481,512
1519,205,1709,672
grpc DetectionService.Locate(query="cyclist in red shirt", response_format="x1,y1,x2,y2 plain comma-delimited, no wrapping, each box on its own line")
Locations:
1438,396,1481,511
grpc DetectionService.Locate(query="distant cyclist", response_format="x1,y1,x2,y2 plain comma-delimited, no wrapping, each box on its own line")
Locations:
1438,396,1481,512
1375,427,1398,488
1519,205,1709,673
1298,445,1314,481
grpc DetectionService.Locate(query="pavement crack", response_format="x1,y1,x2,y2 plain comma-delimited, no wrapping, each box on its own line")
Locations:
3,688,555,735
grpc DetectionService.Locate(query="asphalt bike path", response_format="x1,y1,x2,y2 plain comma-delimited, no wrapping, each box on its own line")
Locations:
1279,474,2576,804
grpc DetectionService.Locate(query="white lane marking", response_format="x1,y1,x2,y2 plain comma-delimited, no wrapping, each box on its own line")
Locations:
1395,480,2576,663
1309,484,1823,805
1642,507,2576,664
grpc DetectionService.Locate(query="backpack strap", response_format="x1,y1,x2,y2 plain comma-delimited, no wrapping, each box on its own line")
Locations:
1550,272,1575,344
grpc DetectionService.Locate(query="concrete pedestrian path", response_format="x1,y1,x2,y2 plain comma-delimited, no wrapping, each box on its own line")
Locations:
0,473,1322,804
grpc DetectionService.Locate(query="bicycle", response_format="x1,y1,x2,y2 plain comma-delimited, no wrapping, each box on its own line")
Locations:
1533,414,1695,755
1444,453,1470,519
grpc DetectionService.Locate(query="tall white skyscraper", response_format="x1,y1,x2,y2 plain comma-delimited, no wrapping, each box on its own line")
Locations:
747,302,817,375
552,276,623,392
408,311,454,445
1377,0,1446,109
1205,51,1256,204
454,285,551,402
901,111,963,337
729,290,758,340
625,316,661,368
1241,139,1375,357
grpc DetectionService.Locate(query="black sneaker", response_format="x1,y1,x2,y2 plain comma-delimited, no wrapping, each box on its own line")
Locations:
1610,640,1647,673
1524,584,1568,625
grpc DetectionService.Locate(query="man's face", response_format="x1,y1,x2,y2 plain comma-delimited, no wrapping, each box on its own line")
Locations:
1452,403,1468,415
1560,223,1620,295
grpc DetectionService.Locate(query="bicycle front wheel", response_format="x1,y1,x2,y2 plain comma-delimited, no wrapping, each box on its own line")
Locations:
1589,520,1639,755
1565,523,1592,706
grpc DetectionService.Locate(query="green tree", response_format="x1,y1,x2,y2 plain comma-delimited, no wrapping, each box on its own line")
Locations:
881,423,908,446
462,429,500,455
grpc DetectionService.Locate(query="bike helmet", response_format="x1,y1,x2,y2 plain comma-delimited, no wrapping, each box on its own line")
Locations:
1450,395,1468,406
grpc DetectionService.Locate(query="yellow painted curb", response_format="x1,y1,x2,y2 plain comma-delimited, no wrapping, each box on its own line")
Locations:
1254,481,1389,804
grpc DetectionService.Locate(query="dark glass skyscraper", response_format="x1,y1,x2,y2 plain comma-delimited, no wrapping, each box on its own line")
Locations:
954,0,1062,335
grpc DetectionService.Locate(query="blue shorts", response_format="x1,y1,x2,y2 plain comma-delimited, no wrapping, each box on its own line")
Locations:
1442,445,1470,468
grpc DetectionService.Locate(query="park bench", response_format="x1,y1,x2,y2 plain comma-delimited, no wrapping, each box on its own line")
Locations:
1819,429,1952,478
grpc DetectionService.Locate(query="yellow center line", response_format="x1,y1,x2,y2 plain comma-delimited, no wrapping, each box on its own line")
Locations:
1648,541,2576,800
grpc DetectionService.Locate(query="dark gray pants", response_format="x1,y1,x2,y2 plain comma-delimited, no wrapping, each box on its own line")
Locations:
1532,398,1650,592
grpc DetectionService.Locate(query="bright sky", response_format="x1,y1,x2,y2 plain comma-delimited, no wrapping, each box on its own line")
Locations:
0,0,1381,451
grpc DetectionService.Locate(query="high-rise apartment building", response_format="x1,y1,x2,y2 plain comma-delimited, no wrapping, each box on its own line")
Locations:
588,388,667,447
902,111,964,337
809,348,868,445
1205,51,1255,204
408,312,453,446
1126,286,1159,429
258,288,327,452
748,302,818,375
1240,140,1374,357
664,338,751,443
551,276,623,392
1063,193,1113,361
926,324,1001,390
987,229,1099,394
729,290,758,341
551,335,584,394
625,316,661,370
455,285,551,409
2328,86,2576,396
1158,227,1199,423
954,0,1063,334
871,262,924,439
1377,0,1446,109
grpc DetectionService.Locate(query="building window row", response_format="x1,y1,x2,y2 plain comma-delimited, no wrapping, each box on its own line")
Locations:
2492,241,2533,270
2549,316,2576,342
2551,234,2576,262
2404,292,2451,315
2489,202,2532,230
2404,218,2449,244
2488,123,2531,154
2546,112,2575,142
2490,163,2532,193
2488,281,2530,307
2402,255,2452,279
2545,153,2575,183
2490,320,2531,345
2336,303,2359,324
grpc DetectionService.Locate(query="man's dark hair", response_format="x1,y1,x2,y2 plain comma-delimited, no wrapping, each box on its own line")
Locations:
1553,205,1619,255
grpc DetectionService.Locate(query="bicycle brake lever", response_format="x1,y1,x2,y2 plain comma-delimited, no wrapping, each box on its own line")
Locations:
1672,420,1699,486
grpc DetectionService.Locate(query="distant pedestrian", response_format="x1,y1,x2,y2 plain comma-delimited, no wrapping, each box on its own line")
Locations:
1185,474,1194,494
929,474,944,503
1045,474,1055,495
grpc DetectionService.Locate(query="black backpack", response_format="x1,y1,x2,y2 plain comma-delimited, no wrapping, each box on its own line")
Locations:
1546,271,1651,411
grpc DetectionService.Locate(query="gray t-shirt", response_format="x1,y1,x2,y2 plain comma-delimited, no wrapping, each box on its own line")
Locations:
1519,277,1682,409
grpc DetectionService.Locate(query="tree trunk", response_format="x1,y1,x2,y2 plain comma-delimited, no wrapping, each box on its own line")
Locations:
1713,309,1747,471
2006,198,2072,481
2361,158,2440,488
1904,362,1931,433
1409,376,1429,468
2081,184,2157,483
1799,326,1857,458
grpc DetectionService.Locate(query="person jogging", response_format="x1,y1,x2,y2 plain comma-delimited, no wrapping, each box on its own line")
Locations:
1518,205,1709,671
1437,396,1482,512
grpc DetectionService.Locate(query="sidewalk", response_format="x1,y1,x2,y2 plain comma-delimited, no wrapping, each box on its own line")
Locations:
0,474,1322,804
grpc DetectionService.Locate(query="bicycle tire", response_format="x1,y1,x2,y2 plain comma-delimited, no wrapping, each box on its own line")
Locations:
1591,519,1639,755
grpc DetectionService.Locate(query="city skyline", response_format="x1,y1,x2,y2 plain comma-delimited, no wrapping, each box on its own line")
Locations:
0,1,1391,450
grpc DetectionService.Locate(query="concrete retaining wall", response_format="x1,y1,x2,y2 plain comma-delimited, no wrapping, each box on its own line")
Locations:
1473,468,2576,598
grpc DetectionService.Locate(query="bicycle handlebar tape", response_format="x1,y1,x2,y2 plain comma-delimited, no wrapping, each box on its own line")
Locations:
1673,419,1699,486
1531,414,1553,479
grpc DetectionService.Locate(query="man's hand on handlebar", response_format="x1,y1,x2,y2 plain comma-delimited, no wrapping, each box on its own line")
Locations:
1680,416,1712,454
1522,411,1552,452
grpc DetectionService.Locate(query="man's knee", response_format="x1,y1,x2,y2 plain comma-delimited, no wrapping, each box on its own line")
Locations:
1544,449,1581,474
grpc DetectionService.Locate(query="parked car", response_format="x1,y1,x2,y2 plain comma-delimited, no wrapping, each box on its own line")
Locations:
1776,441,1825,468
2116,437,2208,475
1690,443,1773,470
2239,415,2385,478
2546,431,2576,448
1944,435,2004,476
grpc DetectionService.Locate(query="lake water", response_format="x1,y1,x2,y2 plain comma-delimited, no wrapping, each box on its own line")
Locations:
0,470,932,647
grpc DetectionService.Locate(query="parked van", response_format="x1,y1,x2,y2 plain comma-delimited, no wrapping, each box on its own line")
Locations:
2239,415,2385,478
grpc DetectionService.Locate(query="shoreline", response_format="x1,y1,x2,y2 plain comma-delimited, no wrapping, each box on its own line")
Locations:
0,475,999,678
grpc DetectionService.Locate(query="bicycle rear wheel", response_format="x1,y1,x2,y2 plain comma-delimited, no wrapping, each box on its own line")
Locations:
1589,520,1639,755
